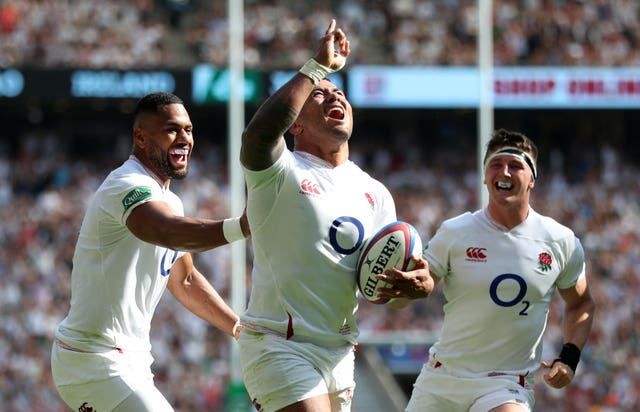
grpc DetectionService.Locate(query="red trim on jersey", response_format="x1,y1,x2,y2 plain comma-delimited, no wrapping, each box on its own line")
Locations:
286,313,294,339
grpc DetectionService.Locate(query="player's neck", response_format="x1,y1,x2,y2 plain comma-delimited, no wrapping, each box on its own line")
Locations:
131,154,170,189
294,145,349,167
485,203,529,230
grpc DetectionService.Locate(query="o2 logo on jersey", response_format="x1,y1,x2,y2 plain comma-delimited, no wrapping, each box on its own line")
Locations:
329,216,365,255
160,249,179,277
489,273,530,316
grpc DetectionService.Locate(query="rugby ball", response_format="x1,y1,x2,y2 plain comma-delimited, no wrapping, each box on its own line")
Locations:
356,221,422,304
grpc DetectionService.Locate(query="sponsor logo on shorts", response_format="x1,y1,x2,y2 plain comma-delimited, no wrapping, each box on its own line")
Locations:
465,246,487,261
122,187,152,211
78,402,96,412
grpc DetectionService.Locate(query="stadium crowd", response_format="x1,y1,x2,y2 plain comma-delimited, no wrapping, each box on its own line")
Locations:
1,113,639,411
1,0,639,69
1,0,639,411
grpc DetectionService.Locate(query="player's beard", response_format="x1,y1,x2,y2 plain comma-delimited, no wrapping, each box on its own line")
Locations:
148,143,189,181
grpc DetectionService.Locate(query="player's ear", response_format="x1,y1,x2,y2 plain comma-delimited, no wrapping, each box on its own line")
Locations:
133,127,146,148
289,121,303,137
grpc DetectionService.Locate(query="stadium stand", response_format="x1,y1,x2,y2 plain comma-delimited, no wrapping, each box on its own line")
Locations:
1,0,639,69
2,107,639,411
1,1,639,411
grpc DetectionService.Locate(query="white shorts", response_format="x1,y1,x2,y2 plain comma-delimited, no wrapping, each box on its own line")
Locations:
238,330,356,412
405,357,535,412
51,341,172,412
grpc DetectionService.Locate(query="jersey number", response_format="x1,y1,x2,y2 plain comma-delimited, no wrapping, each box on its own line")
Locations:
489,273,530,316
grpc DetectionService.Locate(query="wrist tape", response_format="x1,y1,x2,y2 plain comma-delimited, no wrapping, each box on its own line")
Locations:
299,58,335,85
553,342,581,372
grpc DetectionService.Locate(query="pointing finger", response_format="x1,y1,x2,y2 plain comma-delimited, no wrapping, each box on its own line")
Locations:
326,19,336,35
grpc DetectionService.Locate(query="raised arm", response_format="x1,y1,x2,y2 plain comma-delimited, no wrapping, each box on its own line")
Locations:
240,19,350,171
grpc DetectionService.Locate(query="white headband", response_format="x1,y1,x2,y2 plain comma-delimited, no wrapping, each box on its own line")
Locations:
484,146,537,179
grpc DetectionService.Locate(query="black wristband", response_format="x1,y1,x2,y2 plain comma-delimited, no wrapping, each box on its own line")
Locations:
553,342,581,372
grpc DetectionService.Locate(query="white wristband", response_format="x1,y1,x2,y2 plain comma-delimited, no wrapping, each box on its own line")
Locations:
299,58,335,86
223,217,245,243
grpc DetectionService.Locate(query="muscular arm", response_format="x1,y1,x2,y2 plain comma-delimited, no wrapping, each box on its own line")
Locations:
542,273,595,388
240,19,349,171
126,200,248,253
167,253,239,338
558,274,595,349
240,75,312,171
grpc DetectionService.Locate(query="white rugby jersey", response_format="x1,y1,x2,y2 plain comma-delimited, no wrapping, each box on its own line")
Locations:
241,150,396,347
425,208,585,376
55,156,185,353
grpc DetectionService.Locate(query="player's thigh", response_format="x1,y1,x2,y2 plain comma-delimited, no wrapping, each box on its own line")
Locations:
407,363,533,412
51,342,161,411
238,331,354,412
111,381,174,412
51,341,154,385
488,403,531,412
278,393,332,412
240,345,328,411
470,378,534,412
54,375,172,412
406,364,469,411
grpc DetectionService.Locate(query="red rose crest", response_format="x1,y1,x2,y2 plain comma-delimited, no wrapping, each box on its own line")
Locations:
364,193,375,209
538,252,552,271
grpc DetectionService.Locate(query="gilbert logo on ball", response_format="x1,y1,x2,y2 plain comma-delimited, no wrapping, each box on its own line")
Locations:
356,221,422,304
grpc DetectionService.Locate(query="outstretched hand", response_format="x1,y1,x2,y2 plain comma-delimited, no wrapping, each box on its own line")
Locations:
314,19,350,71
540,359,575,389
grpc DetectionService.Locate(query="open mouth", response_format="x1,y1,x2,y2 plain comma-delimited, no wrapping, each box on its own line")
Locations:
169,148,189,165
327,106,345,120
495,181,513,190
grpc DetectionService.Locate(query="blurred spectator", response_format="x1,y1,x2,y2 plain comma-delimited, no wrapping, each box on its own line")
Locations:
2,111,640,410
0,0,18,35
2,1,640,410
2,0,639,69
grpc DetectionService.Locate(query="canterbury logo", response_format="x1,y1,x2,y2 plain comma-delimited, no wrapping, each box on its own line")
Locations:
466,247,487,260
78,402,96,412
300,179,321,195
